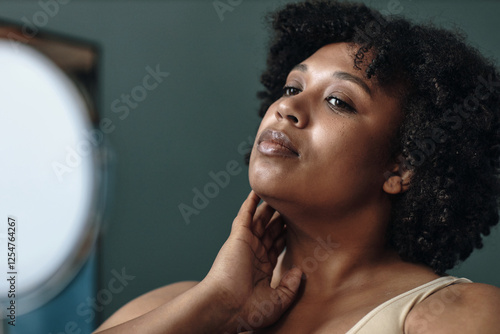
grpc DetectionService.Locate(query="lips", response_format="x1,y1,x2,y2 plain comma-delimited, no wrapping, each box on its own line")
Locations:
257,129,299,158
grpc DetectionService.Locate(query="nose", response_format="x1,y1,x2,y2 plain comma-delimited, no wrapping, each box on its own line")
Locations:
275,94,309,128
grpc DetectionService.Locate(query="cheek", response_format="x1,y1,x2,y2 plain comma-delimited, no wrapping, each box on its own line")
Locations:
309,124,387,184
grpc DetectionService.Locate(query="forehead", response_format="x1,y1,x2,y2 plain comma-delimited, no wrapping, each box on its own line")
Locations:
304,43,357,64
295,42,378,92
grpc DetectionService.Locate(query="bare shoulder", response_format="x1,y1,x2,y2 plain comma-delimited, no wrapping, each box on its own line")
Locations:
405,282,500,334
94,281,199,332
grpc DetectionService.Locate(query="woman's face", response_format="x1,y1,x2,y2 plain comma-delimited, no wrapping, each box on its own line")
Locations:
249,42,403,219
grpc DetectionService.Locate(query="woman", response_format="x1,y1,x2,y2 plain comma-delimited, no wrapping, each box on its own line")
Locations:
94,1,500,333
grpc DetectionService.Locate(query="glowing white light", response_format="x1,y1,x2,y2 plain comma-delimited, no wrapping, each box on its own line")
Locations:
0,40,97,314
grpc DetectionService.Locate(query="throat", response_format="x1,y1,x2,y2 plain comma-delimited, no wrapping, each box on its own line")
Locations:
271,233,397,299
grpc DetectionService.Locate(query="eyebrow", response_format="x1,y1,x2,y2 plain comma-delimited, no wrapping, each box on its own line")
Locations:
291,63,372,96
292,63,308,72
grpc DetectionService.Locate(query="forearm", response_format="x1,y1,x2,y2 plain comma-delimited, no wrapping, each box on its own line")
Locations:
94,192,301,333
93,281,236,334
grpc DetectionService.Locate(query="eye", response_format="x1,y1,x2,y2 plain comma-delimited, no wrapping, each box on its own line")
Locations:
282,85,301,97
326,96,357,113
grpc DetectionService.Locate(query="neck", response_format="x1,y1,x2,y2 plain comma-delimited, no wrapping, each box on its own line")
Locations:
272,196,400,300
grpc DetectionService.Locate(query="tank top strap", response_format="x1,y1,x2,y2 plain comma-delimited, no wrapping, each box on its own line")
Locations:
346,276,472,334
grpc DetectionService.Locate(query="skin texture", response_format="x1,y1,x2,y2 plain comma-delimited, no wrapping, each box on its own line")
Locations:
250,42,406,232
93,43,500,334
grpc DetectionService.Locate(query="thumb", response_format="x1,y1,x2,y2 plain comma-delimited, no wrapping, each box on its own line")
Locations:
273,267,303,312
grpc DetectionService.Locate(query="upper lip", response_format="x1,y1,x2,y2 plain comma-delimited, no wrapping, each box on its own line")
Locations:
258,129,299,156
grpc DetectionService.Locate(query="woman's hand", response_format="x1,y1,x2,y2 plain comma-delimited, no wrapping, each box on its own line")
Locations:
202,190,303,332
93,191,302,334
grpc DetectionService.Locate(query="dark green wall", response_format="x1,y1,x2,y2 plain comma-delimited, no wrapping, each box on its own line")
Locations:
1,0,498,331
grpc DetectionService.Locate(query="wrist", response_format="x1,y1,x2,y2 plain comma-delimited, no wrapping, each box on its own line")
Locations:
196,277,244,333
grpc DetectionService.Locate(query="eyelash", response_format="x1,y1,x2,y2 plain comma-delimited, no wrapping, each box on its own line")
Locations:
326,96,356,113
282,85,357,114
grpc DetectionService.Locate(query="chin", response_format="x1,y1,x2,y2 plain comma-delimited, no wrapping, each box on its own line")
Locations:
249,170,275,200
249,171,291,214
248,153,300,213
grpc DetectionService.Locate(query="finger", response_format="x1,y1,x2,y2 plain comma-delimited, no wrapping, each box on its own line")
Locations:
233,190,261,229
252,201,276,238
273,267,303,313
262,214,285,251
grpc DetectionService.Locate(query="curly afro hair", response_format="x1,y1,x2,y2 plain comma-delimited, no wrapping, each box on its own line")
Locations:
256,0,500,274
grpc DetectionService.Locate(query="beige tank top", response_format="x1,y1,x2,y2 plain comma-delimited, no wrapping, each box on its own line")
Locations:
346,276,472,333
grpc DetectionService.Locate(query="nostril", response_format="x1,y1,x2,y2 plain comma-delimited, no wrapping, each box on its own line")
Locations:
287,115,299,123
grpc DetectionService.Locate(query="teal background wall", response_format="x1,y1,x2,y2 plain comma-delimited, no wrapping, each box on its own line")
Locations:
0,1,498,333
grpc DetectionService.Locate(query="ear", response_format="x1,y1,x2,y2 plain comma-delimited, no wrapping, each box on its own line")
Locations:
382,155,413,195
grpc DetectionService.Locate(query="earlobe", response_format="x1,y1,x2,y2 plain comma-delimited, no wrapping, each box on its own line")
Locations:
383,175,403,194
383,156,413,194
